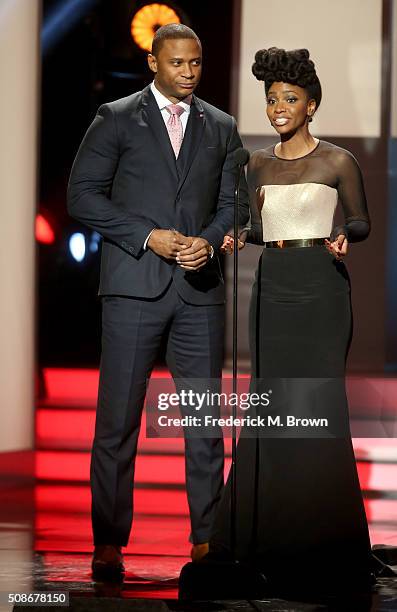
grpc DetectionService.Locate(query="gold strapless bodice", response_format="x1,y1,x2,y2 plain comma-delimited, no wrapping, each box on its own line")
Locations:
258,183,338,242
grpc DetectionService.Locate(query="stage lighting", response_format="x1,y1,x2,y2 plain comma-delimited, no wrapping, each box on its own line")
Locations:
89,231,101,253
130,3,181,52
42,0,99,55
36,214,55,245
69,233,86,262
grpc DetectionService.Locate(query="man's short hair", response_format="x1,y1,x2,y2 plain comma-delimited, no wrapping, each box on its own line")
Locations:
151,23,201,56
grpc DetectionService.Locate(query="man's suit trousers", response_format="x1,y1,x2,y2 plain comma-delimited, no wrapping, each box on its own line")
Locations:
91,280,225,546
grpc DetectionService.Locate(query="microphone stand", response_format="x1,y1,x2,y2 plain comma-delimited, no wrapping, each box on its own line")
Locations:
178,149,269,599
231,162,245,562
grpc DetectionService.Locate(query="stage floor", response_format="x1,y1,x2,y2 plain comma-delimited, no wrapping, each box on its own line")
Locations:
1,368,397,611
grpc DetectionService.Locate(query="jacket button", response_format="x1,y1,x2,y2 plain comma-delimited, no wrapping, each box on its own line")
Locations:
129,247,134,253
122,241,126,247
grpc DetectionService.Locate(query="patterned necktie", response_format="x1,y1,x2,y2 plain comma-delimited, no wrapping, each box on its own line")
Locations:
165,104,185,158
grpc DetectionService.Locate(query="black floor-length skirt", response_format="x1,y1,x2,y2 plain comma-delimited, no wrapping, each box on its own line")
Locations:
209,246,372,592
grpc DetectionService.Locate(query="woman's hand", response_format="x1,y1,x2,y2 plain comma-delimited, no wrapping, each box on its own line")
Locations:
220,235,245,254
324,234,348,261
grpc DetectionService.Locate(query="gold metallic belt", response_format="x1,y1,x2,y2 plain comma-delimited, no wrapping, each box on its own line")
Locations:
264,238,328,249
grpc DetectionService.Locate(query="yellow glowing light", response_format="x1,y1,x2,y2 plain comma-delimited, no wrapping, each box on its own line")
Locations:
131,3,181,52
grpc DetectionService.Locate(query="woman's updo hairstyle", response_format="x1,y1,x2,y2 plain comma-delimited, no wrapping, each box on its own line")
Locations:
252,47,322,114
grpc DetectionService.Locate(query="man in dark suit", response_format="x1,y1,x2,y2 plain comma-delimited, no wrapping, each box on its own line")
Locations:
68,23,248,578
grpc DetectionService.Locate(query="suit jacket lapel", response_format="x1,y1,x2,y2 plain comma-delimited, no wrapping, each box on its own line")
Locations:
140,86,179,181
176,95,205,195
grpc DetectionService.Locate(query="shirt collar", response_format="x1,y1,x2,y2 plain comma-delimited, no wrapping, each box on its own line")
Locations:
150,81,192,113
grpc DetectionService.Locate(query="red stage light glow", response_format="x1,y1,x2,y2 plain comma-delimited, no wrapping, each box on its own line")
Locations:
36,214,55,244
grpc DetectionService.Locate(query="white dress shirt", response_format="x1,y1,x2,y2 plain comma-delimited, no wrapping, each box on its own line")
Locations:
150,80,191,136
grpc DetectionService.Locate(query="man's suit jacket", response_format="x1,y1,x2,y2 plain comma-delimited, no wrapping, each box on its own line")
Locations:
67,85,249,305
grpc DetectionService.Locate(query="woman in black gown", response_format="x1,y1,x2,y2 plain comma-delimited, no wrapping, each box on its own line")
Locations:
209,47,373,595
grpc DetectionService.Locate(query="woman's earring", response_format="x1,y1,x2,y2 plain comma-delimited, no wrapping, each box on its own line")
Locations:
307,114,313,123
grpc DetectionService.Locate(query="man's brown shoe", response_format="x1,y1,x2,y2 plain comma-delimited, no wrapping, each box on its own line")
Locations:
92,545,125,580
190,542,209,562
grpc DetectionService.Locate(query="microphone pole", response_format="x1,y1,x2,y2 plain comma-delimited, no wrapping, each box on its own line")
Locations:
231,148,250,561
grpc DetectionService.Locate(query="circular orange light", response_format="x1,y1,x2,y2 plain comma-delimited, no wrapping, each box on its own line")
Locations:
131,3,181,52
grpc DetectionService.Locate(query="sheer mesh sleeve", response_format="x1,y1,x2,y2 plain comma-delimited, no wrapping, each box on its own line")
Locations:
240,152,264,245
330,150,370,243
